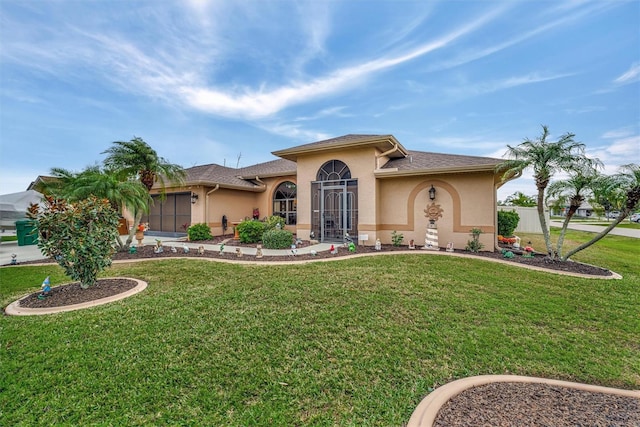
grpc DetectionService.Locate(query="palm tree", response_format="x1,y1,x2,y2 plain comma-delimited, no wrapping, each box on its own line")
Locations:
39,166,151,251
561,163,640,261
504,191,537,207
102,137,186,246
545,164,602,259
496,125,598,258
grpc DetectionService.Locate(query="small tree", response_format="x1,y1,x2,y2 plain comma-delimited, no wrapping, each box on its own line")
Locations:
30,196,120,288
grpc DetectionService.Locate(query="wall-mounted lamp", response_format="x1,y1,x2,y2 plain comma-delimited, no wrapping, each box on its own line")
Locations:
191,192,199,204
429,185,436,201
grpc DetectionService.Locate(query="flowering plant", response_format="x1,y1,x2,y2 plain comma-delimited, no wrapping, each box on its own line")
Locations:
497,235,517,245
137,223,149,232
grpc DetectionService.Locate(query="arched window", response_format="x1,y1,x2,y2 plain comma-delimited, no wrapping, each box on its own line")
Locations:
273,181,297,225
316,160,351,182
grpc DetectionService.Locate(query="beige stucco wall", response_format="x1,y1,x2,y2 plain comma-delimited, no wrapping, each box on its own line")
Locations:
377,173,496,249
294,147,380,241
188,175,297,237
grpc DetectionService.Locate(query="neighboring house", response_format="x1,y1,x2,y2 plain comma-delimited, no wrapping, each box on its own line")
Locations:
548,201,594,218
148,134,506,250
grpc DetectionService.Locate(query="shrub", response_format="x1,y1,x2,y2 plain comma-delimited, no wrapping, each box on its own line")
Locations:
236,219,265,243
263,215,286,232
31,196,120,288
465,228,484,253
187,223,213,241
497,210,520,237
391,230,404,247
262,228,293,249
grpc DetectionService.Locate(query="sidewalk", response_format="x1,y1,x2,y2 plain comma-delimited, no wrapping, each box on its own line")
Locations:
0,234,334,265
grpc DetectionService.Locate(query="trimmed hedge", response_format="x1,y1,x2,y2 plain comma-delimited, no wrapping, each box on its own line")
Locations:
262,228,293,249
187,223,213,241
498,210,520,237
236,220,265,244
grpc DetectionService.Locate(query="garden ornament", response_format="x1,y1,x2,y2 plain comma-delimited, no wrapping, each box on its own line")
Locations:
170,246,177,253
256,244,263,258
501,249,515,259
198,246,204,255
409,239,415,249
348,242,356,252
183,244,189,254
219,243,225,255
512,236,521,249
375,239,381,251
236,247,243,258
310,250,317,256
10,253,17,265
129,246,137,254
38,276,51,299
330,244,337,255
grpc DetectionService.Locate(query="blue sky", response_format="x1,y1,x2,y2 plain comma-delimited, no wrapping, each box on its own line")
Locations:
1,0,638,200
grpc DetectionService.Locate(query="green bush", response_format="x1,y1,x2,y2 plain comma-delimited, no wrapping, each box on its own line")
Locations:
236,219,265,243
497,210,520,237
262,228,293,249
187,223,213,241
32,196,120,288
264,215,286,232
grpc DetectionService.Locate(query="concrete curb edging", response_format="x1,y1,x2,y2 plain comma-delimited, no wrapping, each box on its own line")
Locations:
406,374,640,426
4,277,147,316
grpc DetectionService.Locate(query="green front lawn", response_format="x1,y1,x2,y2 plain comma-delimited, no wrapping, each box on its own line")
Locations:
1,232,638,426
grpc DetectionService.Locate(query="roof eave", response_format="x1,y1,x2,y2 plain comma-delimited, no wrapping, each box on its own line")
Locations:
185,180,266,192
374,164,499,178
272,135,408,161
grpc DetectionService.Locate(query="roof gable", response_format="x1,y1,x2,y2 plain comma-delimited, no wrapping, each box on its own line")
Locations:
272,134,408,161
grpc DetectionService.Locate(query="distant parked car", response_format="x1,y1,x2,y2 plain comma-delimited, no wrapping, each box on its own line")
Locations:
630,213,640,223
606,211,621,219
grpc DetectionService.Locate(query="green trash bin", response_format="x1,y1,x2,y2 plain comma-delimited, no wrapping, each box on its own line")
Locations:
15,219,38,246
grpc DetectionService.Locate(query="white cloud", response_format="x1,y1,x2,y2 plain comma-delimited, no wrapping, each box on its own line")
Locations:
446,72,574,99
258,123,331,143
614,63,640,85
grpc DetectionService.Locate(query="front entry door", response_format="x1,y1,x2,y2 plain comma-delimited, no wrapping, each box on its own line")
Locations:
322,185,346,241
312,180,358,243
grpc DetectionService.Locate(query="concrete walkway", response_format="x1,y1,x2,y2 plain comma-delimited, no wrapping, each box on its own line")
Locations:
0,234,334,265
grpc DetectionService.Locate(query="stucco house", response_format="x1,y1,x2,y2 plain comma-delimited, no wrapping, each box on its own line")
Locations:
146,134,506,250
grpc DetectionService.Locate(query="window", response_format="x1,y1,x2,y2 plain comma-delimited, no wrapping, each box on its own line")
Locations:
316,160,351,182
273,181,297,225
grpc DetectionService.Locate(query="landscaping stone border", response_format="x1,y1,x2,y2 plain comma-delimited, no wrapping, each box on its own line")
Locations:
4,277,147,316
407,375,640,426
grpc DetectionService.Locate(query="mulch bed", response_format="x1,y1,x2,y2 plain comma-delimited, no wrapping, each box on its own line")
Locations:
18,278,137,309
108,240,611,277
433,381,640,426
6,240,612,277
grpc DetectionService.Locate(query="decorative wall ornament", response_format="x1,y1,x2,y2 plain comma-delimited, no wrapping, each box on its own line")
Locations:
424,202,444,222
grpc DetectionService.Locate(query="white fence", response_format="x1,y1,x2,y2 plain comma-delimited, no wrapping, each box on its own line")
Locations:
498,206,548,234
